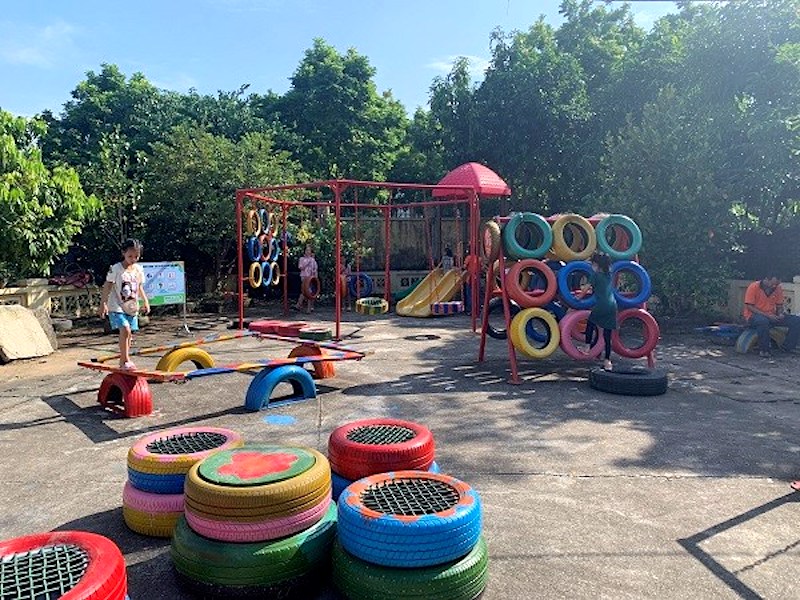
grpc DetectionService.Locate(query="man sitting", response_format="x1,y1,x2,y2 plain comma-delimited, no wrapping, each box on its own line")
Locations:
743,275,800,357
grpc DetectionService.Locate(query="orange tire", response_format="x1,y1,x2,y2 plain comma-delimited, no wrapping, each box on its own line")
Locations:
288,344,336,379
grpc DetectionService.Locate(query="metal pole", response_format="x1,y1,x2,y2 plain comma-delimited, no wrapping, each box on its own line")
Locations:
236,191,245,330
282,205,289,316
334,183,343,341
384,202,391,303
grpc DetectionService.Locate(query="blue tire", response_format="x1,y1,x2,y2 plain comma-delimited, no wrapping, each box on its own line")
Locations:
246,236,262,263
244,365,316,412
348,273,373,299
557,261,596,309
258,208,269,235
127,468,186,494
261,262,273,288
269,237,281,262
610,261,651,309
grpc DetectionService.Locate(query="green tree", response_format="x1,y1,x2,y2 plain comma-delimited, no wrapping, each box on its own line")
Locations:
0,111,100,279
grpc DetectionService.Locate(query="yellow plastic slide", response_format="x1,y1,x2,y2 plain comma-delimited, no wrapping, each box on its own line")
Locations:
396,268,464,317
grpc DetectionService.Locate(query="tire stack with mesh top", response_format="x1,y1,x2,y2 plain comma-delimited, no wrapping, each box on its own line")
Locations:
327,418,440,501
124,426,243,538
171,444,336,598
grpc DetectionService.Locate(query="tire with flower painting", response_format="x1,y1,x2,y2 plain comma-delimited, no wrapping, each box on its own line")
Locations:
337,471,483,568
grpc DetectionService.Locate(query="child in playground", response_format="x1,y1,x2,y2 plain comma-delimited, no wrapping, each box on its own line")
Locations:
341,260,353,311
585,252,618,371
441,246,455,271
99,238,150,370
295,244,318,314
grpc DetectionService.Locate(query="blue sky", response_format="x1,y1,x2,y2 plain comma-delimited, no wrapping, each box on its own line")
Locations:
0,1,677,118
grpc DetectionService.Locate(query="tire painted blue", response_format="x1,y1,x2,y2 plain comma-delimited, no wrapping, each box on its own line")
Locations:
268,237,281,262
244,365,316,412
261,262,273,288
246,236,262,262
347,273,373,299
557,261,596,309
610,261,651,309
544,300,567,321
127,468,185,494
258,208,269,235
331,462,441,502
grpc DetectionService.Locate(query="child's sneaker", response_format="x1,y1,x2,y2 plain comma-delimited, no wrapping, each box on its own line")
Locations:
122,361,137,370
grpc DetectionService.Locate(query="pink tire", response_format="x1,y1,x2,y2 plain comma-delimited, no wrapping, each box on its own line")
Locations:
128,426,244,475
611,308,660,358
185,493,332,543
559,310,604,360
122,481,184,513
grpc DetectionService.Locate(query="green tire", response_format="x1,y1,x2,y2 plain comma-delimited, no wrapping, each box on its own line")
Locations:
502,212,552,260
595,214,642,260
332,536,488,600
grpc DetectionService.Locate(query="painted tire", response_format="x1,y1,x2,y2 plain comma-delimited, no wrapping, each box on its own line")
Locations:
244,365,316,411
356,297,389,315
183,482,331,521
268,237,281,262
735,327,788,354
261,261,273,288
485,296,520,340
510,308,560,359
348,273,373,299
502,212,553,259
596,214,642,259
258,208,270,235
246,236,262,263
611,308,660,358
327,418,435,481
298,326,332,341
184,445,331,509
0,531,127,600
557,261,596,309
559,310,604,360
431,301,464,315
332,536,488,600
259,233,271,261
97,373,152,418
127,469,186,494
122,506,182,538
270,261,281,285
337,471,482,568
128,426,243,475
288,343,336,379
551,214,597,261
185,491,331,543
610,261,651,308
506,260,557,308
332,461,441,501
302,275,320,300
123,482,184,512
155,348,215,373
480,220,502,264
171,502,337,587
492,259,530,293
248,261,263,289
245,209,261,236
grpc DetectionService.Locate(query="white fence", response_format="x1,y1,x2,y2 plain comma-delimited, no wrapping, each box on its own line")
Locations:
0,279,101,318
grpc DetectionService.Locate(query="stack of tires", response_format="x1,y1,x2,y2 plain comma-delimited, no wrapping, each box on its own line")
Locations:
327,418,439,501
171,444,336,597
244,207,283,291
333,471,487,599
124,426,243,538
482,212,659,362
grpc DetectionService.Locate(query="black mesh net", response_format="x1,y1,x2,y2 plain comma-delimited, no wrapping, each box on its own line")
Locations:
346,425,415,445
146,431,228,455
361,478,460,516
0,544,89,599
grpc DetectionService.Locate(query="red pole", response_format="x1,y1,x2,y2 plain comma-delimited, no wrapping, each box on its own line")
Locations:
470,190,480,333
384,203,391,303
334,183,343,341
282,205,288,316
497,246,521,384
477,257,493,362
236,191,245,330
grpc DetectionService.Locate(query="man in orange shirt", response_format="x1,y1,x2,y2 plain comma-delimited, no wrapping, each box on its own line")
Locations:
743,275,800,357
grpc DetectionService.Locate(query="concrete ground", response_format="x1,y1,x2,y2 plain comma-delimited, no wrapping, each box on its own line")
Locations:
1,308,799,599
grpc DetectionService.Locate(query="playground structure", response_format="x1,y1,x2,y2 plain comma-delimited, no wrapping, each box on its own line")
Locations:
235,163,513,339
478,212,659,384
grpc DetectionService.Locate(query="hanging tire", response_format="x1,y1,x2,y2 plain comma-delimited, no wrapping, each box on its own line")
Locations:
559,310,604,360
155,348,215,373
610,260,651,309
288,343,336,379
348,273,373,298
551,214,597,261
506,260,557,308
333,536,488,600
611,308,659,359
509,308,560,359
327,418,435,481
128,426,244,475
337,471,482,568
589,365,668,396
98,373,152,418
246,236,262,263
480,220,502,264
245,209,261,236
302,276,320,300
270,261,281,285
596,214,642,260
260,261,273,288
502,212,553,259
485,296,521,340
248,261,263,289
0,531,128,600
556,261,596,309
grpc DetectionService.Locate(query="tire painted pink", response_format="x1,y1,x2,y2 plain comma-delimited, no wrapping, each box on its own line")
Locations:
128,426,243,467
559,310,604,360
122,481,184,513
185,493,332,543
611,308,660,358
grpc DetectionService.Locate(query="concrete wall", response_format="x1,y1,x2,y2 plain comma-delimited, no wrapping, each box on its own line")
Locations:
727,276,800,320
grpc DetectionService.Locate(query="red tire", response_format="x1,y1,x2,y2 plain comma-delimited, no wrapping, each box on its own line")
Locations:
506,260,557,308
288,344,336,379
302,276,321,300
0,531,127,600
327,418,435,481
98,372,153,418
611,308,660,358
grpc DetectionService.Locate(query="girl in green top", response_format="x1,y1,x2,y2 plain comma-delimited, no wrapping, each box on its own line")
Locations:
585,252,618,371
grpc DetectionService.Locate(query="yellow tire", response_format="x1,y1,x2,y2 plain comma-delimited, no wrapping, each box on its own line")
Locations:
156,348,215,373
184,482,331,521
270,261,281,285
122,506,181,538
245,209,261,236
248,261,263,288
184,447,331,509
551,214,597,261
510,308,560,359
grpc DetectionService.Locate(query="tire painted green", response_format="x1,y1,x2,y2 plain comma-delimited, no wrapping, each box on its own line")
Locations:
502,213,552,260
171,502,336,586
332,537,488,600
595,214,642,260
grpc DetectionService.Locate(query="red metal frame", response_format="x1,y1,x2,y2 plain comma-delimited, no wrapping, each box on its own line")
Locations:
236,180,481,339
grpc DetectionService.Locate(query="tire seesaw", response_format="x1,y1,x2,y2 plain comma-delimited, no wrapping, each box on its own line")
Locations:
78,329,366,417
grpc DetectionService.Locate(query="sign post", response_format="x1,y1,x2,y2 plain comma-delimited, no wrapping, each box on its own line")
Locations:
140,261,190,334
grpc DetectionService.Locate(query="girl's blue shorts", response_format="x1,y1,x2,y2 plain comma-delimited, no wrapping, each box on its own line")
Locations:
109,312,139,331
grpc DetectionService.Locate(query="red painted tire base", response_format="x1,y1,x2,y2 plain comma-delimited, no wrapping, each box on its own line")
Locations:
98,372,153,417
0,531,127,600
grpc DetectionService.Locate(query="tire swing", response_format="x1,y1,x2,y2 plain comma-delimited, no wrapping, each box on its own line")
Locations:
506,259,557,308
611,308,660,359
556,261,596,310
302,276,321,300
0,531,128,600
248,261,263,289
510,308,560,359
501,212,553,259
156,347,215,372
596,214,642,260
480,220,502,265
551,214,597,261
610,260,651,309
559,310,604,361
356,297,389,315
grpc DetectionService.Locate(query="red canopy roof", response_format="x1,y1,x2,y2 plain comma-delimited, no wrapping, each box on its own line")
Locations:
432,162,511,198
